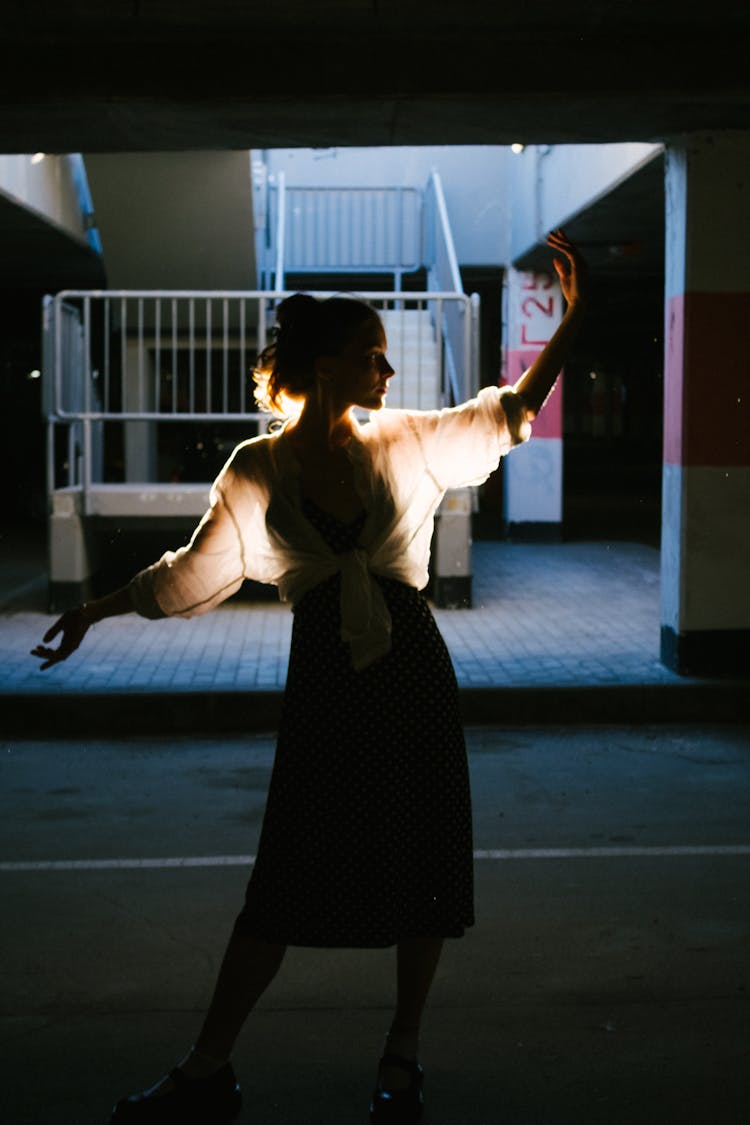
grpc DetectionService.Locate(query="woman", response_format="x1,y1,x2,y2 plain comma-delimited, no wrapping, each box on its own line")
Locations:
32,230,586,1123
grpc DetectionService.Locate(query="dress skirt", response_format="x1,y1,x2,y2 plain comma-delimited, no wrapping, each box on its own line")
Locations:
234,499,475,948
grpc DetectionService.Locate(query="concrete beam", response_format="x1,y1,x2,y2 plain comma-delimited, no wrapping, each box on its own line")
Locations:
0,5,748,150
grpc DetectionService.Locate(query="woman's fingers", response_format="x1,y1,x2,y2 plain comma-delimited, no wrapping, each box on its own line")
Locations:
547,228,577,249
32,608,89,669
30,644,62,671
32,643,76,670
545,230,588,308
42,616,65,643
547,232,578,262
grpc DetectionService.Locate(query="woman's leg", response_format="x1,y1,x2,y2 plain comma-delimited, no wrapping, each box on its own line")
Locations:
201,932,441,1069
194,928,287,1061
380,937,443,1090
112,927,287,1117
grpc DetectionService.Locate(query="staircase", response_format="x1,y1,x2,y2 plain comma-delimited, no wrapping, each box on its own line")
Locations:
260,169,479,409
379,307,442,411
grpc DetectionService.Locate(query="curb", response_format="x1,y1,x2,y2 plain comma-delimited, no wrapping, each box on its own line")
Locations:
2,681,748,737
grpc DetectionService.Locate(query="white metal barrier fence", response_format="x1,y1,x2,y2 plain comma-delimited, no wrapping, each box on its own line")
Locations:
44,288,479,513
260,177,423,290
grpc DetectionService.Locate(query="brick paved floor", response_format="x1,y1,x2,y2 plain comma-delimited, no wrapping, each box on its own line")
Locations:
2,540,678,694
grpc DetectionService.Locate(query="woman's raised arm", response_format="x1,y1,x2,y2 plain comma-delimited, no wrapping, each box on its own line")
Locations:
513,229,588,418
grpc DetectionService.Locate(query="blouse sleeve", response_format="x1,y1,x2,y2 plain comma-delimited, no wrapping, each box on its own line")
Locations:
128,465,247,619
401,385,531,491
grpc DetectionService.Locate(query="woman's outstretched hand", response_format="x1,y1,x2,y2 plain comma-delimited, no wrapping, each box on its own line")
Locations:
513,230,589,418
547,228,588,309
31,605,95,670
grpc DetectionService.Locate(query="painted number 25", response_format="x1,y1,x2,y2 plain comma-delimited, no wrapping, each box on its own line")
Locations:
521,296,555,318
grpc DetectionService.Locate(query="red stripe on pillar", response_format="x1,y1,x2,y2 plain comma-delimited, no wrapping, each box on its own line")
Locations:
664,291,750,467
504,348,563,440
663,293,685,466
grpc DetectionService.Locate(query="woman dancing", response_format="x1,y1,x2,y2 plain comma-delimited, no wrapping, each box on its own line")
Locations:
33,230,586,1124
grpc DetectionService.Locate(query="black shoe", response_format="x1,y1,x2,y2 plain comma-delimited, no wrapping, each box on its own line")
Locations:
369,1052,424,1123
109,1062,242,1123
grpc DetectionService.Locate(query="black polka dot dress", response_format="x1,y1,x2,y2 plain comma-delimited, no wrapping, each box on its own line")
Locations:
234,497,475,947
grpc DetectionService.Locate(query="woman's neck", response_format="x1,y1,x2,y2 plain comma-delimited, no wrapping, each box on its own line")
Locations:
287,396,355,453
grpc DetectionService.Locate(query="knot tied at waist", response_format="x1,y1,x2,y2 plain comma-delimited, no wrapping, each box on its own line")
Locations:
338,547,393,671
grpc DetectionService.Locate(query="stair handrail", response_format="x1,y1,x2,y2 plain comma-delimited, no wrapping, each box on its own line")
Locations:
426,169,463,294
273,170,286,293
424,170,478,402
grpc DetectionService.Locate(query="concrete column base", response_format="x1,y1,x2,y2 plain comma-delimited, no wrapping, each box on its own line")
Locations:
661,626,750,676
504,520,563,543
433,489,473,609
49,489,100,612
433,574,472,609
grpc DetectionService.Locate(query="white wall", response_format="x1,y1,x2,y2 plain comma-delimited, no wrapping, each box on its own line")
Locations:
0,153,89,244
84,152,256,289
264,146,513,265
509,142,663,260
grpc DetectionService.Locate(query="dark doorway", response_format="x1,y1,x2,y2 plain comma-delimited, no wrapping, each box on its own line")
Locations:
563,274,664,546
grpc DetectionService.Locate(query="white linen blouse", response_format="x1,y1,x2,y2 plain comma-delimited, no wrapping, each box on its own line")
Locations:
129,385,531,670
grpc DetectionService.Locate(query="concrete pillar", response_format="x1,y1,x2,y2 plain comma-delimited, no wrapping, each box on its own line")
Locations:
501,267,564,538
124,339,158,482
433,487,473,608
48,489,100,612
661,133,750,674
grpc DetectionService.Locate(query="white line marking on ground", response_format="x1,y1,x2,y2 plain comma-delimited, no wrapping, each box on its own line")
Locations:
0,855,257,872
472,846,750,859
2,845,750,872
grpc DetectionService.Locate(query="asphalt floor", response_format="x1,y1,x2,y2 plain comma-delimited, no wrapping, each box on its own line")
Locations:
2,726,749,1124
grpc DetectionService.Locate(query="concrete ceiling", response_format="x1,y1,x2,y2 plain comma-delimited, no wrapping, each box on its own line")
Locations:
1,2,743,298
1,3,749,152
515,155,665,280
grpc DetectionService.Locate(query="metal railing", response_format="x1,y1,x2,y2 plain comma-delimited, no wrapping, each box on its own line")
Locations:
44,288,477,513
424,170,480,402
262,178,423,290
272,170,287,292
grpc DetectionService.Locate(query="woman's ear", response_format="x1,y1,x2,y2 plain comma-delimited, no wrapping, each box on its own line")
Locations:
313,354,336,384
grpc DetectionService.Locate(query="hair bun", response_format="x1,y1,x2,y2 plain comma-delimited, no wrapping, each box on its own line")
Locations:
275,293,321,334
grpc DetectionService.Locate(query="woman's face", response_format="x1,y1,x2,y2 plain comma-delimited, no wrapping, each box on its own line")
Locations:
318,316,395,412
